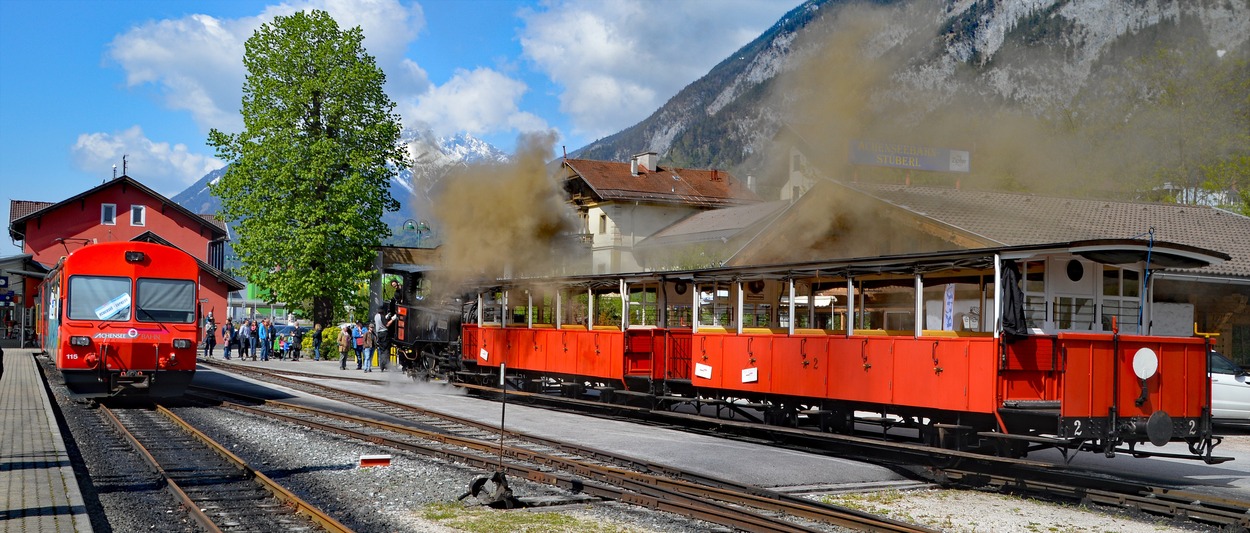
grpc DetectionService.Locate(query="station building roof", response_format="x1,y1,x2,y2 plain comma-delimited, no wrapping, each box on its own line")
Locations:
839,181,1250,279
562,158,759,208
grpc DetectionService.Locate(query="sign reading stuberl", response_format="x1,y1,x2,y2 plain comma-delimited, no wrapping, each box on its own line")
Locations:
850,140,970,173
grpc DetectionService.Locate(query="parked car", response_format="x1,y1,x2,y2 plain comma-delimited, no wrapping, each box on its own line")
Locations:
1209,351,1250,422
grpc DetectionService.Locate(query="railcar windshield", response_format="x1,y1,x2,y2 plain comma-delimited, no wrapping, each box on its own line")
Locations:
68,276,132,321
136,278,196,323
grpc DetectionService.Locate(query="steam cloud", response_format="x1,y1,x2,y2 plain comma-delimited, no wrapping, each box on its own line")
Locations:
428,131,578,293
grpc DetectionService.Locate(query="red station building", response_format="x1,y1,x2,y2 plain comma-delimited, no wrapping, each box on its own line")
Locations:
7,175,244,341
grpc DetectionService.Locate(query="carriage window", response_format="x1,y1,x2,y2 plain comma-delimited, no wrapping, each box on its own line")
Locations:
699,284,732,327
136,278,196,323
742,304,771,327
1054,296,1095,330
528,290,555,325
627,285,658,327
68,276,131,321
1101,266,1140,333
560,288,588,327
1022,261,1046,329
593,290,623,328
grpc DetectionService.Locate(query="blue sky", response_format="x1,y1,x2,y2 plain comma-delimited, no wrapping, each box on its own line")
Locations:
0,0,798,258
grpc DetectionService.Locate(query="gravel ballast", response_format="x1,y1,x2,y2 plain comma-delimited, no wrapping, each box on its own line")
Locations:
45,356,1238,532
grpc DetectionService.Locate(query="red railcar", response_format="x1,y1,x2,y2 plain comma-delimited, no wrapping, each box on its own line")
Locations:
38,241,201,398
443,239,1230,462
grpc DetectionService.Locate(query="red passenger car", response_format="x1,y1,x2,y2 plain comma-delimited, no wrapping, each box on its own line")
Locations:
417,239,1229,462
38,241,201,398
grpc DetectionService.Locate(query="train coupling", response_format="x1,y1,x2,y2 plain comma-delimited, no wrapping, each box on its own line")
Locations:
1121,410,1174,447
457,470,523,509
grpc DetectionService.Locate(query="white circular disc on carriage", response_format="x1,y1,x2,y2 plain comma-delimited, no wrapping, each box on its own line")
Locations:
1132,347,1159,380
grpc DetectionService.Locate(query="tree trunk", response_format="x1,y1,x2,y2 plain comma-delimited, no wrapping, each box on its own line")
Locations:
313,295,334,328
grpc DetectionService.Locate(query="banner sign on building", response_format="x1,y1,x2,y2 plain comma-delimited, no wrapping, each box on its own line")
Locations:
850,140,970,173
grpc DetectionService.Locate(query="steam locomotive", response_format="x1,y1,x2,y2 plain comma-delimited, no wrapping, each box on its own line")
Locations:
385,238,1232,462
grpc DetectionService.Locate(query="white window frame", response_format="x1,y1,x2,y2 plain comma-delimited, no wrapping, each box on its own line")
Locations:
101,203,116,225
130,205,146,227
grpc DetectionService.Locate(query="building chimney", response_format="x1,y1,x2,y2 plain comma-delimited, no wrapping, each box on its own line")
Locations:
634,152,658,173
630,156,639,176
711,169,721,181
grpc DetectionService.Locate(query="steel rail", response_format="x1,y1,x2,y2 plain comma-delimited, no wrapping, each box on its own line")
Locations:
98,405,222,533
210,397,826,533
939,468,1250,528
208,361,1250,529
191,373,937,532
193,387,932,533
100,403,354,532
271,395,932,532
427,381,1250,529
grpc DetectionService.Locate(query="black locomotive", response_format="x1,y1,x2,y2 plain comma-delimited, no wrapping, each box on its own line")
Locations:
383,267,472,378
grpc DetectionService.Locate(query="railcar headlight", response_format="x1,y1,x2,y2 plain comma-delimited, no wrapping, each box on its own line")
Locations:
173,339,193,349
70,336,90,346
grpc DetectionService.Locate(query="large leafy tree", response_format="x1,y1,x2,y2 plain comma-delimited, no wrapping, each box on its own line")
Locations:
209,10,406,326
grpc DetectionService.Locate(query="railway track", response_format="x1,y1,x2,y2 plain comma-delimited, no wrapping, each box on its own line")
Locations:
459,382,1250,530
203,360,1250,530
196,361,935,532
454,380,1250,530
99,401,351,532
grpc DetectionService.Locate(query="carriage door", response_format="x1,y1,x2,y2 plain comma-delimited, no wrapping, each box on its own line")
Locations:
1048,257,1097,332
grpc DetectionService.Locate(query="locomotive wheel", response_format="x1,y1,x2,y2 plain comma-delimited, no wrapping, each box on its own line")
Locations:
418,348,437,377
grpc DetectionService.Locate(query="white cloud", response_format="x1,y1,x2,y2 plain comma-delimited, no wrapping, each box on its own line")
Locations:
519,0,794,140
107,0,427,135
404,67,548,137
71,126,225,194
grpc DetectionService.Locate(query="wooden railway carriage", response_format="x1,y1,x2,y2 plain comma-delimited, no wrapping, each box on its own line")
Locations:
38,241,201,398
454,239,1231,462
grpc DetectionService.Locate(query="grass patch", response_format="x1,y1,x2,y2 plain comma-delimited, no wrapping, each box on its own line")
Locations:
419,502,641,533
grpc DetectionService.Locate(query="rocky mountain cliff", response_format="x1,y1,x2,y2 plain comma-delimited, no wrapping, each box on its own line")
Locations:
573,0,1248,202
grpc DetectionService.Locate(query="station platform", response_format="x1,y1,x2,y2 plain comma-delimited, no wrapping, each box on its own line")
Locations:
199,355,915,492
0,348,93,533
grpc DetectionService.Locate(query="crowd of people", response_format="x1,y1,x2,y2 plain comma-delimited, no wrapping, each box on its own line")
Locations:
199,279,401,372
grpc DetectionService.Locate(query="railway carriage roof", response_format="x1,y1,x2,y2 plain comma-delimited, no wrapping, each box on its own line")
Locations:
477,239,1227,290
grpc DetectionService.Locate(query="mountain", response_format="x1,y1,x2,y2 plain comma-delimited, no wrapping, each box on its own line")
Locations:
171,130,509,248
572,0,1249,202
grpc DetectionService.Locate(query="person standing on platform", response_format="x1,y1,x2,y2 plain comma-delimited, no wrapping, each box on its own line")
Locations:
338,325,352,370
373,311,390,372
312,323,324,361
222,319,236,360
259,319,272,361
248,320,260,360
362,323,375,372
291,326,303,361
352,321,364,369
237,320,249,359
203,315,217,358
